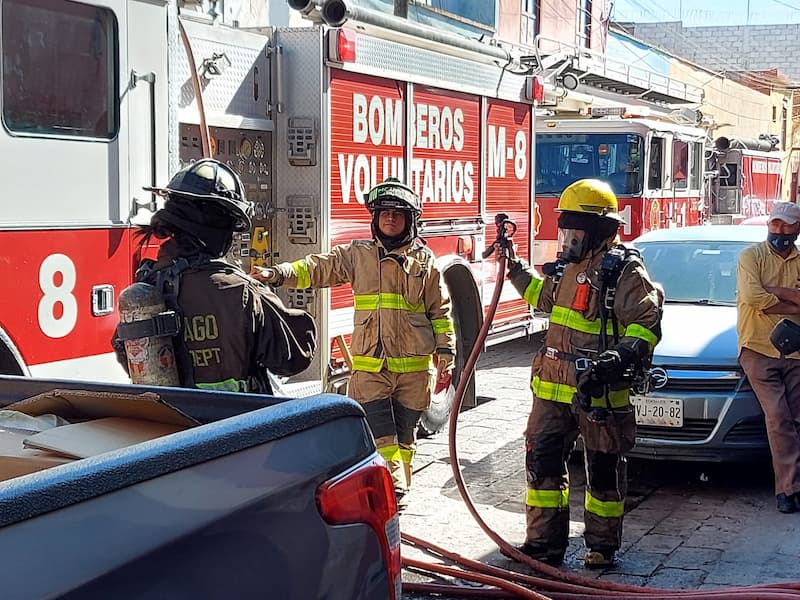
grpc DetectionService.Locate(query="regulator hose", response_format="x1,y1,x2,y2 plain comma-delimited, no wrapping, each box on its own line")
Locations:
400,215,800,599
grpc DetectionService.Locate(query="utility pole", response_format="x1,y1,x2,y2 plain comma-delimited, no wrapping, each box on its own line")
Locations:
744,0,751,69
394,0,408,18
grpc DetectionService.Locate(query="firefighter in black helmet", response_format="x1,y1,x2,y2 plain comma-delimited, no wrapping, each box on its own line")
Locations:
252,177,456,505
112,158,317,392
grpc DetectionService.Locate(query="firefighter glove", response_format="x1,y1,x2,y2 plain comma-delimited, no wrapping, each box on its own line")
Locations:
592,346,637,385
577,368,605,401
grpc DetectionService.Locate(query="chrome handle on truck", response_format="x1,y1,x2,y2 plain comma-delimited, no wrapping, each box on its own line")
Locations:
92,285,115,316
130,70,157,215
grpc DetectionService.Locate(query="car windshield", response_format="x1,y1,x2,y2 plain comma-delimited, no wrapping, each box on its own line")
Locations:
636,240,753,305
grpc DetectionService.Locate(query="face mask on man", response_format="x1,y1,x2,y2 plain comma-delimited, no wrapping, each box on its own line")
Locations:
767,232,799,252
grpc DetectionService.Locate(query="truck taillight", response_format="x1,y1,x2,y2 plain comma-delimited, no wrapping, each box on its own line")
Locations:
526,75,544,102
317,457,401,600
336,29,357,63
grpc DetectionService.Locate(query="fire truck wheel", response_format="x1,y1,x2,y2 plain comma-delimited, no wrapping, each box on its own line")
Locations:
418,260,482,437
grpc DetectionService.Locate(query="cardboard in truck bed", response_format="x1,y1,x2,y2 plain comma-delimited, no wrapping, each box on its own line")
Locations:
0,429,73,480
23,417,188,459
4,389,199,427
0,388,199,482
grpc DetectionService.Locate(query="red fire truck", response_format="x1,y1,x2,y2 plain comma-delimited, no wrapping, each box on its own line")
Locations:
533,108,784,267
705,135,783,224
533,107,708,267
0,0,542,430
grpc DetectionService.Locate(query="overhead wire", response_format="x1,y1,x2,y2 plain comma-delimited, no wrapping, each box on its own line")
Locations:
769,0,800,13
535,0,792,118
614,0,800,90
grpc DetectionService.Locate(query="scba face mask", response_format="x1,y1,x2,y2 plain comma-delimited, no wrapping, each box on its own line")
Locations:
558,228,589,263
768,231,799,252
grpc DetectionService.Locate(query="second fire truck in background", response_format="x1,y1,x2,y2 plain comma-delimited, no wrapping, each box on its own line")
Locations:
533,107,782,267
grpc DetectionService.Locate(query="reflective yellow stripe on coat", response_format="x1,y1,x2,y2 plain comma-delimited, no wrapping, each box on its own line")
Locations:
431,318,455,334
550,306,621,336
625,323,659,350
551,307,658,349
354,293,425,313
352,355,433,373
523,278,544,307
196,378,248,393
531,376,630,408
291,259,311,289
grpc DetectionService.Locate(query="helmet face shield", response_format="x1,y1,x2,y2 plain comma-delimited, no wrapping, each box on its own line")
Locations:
558,228,589,263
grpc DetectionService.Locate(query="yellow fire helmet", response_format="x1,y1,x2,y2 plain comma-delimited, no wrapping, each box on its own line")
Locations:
556,179,625,222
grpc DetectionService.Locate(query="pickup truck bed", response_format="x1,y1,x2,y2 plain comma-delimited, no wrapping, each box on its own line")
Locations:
0,376,397,600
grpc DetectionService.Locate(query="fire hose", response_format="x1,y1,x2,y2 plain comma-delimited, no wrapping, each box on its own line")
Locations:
400,214,800,600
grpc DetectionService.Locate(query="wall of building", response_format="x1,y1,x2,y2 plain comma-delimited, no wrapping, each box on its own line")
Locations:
671,63,776,140
496,0,608,51
623,21,800,83
495,0,521,43
606,30,778,140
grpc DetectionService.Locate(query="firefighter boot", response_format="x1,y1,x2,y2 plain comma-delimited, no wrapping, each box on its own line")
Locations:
394,488,409,512
584,546,616,569
777,493,797,514
500,542,564,566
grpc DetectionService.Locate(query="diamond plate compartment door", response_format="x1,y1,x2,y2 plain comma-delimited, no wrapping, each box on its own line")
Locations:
270,27,328,383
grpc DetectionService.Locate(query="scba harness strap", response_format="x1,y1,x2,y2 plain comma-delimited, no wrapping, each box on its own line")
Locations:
113,259,188,368
133,255,217,388
598,244,642,348
580,244,650,416
115,310,181,340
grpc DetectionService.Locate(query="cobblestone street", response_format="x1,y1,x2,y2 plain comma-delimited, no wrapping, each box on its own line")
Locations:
401,338,800,597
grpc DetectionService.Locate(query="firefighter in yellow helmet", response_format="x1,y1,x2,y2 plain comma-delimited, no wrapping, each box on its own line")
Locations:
499,179,663,568
251,178,456,505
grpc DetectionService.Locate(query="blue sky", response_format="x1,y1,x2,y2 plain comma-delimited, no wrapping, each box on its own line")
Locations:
611,0,800,26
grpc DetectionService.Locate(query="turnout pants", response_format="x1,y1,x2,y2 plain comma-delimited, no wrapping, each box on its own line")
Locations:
524,396,635,554
350,369,432,492
739,348,800,496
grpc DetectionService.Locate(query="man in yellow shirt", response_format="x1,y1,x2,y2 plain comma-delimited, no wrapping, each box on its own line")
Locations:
737,201,800,513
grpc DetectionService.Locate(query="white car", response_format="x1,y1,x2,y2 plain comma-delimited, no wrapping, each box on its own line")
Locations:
629,225,769,462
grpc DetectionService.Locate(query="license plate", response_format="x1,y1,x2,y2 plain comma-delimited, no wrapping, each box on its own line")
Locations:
631,396,683,427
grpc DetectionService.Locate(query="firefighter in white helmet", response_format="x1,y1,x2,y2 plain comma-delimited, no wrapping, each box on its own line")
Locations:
113,159,317,392
252,178,456,504
498,179,663,568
